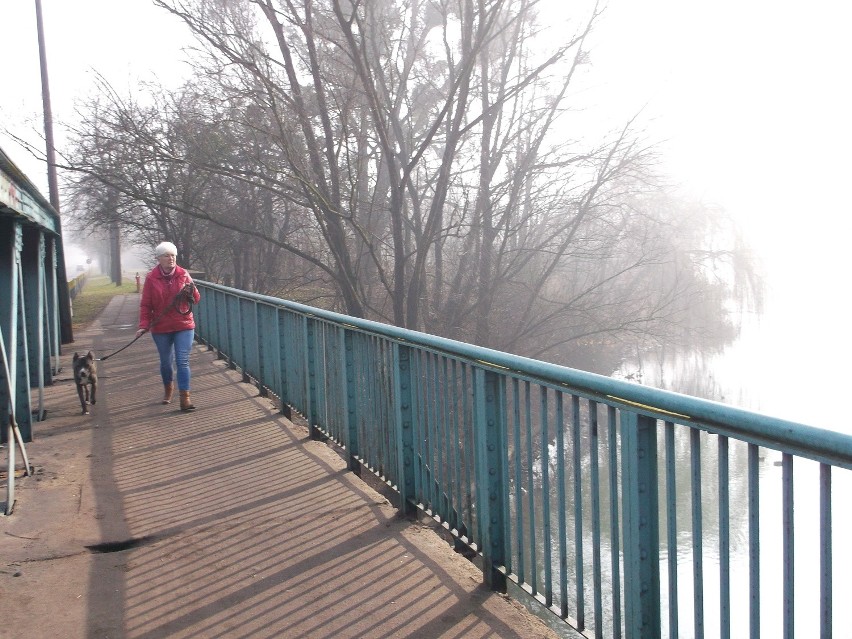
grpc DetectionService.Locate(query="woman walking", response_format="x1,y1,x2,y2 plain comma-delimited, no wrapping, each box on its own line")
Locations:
135,241,201,411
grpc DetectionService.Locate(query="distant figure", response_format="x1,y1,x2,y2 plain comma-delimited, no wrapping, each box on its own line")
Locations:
135,272,141,293
135,241,201,411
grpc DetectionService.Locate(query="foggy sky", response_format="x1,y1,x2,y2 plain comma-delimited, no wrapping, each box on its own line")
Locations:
3,0,850,427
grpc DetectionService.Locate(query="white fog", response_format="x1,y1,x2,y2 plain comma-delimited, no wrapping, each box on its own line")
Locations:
3,0,850,431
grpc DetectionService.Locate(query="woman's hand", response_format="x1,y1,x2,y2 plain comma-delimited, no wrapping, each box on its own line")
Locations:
135,328,147,338
181,282,197,302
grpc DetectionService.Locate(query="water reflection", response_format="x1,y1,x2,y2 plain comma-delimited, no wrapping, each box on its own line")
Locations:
612,341,852,638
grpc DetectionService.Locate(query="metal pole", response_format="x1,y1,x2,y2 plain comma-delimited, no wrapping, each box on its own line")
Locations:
34,0,61,213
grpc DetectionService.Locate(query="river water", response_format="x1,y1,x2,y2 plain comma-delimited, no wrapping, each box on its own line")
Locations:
621,264,852,638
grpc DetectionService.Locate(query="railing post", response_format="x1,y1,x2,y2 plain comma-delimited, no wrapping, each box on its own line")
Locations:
473,368,508,591
198,283,215,351
620,410,661,638
304,316,321,440
392,343,416,514
226,294,238,370
0,223,14,447
277,308,291,417
46,237,60,376
342,328,360,473
214,289,226,358
21,230,46,420
240,299,250,384
199,287,216,355
254,302,269,397
9,225,33,442
213,289,222,352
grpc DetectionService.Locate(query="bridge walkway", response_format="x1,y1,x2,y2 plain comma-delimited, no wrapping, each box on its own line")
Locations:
0,294,558,639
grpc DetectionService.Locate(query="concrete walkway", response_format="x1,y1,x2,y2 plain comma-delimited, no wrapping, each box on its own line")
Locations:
1,294,559,639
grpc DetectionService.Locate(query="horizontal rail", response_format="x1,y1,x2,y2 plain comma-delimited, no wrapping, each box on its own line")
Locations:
197,282,852,469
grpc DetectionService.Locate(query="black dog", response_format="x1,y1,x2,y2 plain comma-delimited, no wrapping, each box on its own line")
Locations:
72,351,98,415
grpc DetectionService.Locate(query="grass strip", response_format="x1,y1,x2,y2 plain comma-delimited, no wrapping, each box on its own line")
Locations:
71,274,139,329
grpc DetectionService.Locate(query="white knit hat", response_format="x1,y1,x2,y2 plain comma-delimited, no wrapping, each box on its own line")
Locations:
154,241,178,257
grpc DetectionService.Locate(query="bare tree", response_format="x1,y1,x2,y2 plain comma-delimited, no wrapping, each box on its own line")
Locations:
52,0,761,374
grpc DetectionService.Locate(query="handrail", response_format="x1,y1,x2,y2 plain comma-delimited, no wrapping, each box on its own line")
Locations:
194,280,851,639
196,282,852,469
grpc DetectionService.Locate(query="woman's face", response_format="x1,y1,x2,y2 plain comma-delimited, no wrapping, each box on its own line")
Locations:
157,252,176,268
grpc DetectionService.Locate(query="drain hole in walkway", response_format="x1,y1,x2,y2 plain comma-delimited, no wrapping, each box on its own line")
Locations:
85,535,159,554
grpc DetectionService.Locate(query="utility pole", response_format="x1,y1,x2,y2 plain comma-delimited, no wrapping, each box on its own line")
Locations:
34,0,74,347
34,0,60,212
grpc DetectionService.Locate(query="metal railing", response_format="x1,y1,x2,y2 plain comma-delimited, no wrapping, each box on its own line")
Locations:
3,148,73,514
194,282,852,639
67,270,89,301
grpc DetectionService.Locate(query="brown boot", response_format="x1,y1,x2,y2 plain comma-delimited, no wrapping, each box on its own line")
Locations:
179,390,196,411
162,382,175,404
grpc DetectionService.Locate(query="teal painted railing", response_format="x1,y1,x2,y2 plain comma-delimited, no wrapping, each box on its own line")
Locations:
194,282,852,639
2,147,73,515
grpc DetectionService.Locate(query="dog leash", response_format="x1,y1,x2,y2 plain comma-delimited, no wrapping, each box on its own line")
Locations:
97,285,196,362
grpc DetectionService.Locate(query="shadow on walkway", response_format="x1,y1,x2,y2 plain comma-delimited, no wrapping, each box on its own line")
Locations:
1,294,558,639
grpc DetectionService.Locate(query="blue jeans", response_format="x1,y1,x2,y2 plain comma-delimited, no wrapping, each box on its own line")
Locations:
151,329,195,391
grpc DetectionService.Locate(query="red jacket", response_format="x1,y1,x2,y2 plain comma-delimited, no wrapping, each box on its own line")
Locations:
138,264,202,334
